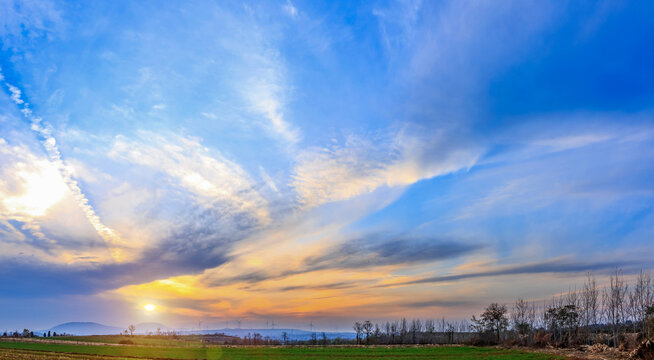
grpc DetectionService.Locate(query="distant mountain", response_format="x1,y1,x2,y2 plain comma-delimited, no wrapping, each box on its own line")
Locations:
44,322,354,340
181,328,356,341
49,322,123,335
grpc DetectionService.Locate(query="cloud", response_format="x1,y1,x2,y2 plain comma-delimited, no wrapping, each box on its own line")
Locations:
292,128,480,208
259,166,280,193
109,132,270,225
278,281,359,292
0,0,65,48
0,220,235,297
383,257,650,288
0,139,127,265
204,234,479,289
1,72,130,262
0,139,68,218
304,236,480,271
243,52,301,145
404,298,476,309
532,134,614,152
283,0,298,18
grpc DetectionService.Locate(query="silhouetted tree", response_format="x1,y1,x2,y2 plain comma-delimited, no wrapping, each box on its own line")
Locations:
353,322,362,345
604,269,628,347
472,303,509,342
362,320,372,344
511,298,534,335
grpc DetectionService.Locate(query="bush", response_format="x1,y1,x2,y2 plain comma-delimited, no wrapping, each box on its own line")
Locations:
118,339,134,344
533,331,551,347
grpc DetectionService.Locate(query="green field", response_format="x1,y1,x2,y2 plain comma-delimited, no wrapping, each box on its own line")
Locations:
52,335,202,347
0,340,566,360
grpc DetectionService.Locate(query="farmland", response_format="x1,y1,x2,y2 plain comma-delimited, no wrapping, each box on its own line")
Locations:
0,340,566,359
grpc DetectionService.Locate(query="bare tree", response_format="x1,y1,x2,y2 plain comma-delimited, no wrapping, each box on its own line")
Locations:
604,269,628,347
511,298,533,335
400,318,408,343
362,320,373,344
390,321,398,344
424,319,435,334
582,273,599,329
353,322,362,345
628,270,653,334
410,319,422,344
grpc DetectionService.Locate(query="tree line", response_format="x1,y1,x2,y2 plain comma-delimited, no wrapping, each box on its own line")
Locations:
353,270,654,349
0,330,67,337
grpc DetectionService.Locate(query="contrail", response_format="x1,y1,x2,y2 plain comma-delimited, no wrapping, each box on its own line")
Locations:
0,67,128,262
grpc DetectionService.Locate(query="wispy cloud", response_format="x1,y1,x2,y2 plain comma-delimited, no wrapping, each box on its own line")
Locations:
381,257,650,288
304,236,480,271
283,0,298,18
242,49,301,145
0,0,65,48
292,128,479,208
1,69,130,261
109,132,270,225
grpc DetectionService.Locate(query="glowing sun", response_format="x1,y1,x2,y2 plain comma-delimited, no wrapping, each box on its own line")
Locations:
144,304,156,311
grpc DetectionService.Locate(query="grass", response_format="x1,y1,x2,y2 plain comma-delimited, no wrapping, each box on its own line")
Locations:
0,340,567,359
52,335,202,347
0,347,148,360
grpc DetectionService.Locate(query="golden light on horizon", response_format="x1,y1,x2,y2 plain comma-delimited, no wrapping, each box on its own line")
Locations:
144,304,156,312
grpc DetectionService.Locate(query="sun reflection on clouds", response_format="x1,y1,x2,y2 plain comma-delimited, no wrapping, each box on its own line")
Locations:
1,157,68,218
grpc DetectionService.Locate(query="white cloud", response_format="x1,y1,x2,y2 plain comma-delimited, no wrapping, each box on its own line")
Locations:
532,134,613,151
292,129,480,208
259,166,280,193
1,73,130,261
242,49,301,145
283,0,298,18
0,0,65,47
109,132,270,225
0,140,67,218
0,139,117,265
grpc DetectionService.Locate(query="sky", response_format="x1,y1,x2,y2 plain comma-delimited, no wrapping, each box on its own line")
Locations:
1,0,654,332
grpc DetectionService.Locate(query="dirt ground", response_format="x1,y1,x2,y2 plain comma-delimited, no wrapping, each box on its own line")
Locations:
520,346,630,360
0,348,141,360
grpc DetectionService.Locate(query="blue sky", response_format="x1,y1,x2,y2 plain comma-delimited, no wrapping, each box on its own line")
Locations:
1,0,654,331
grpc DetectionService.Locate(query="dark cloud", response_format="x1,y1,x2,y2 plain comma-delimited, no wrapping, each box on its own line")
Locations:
0,199,267,297
0,219,239,297
202,235,480,288
0,247,229,298
304,236,481,271
278,281,360,292
381,258,653,288
402,298,477,308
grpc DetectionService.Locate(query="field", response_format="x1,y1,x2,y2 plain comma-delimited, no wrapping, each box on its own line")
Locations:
48,335,202,347
0,340,568,359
